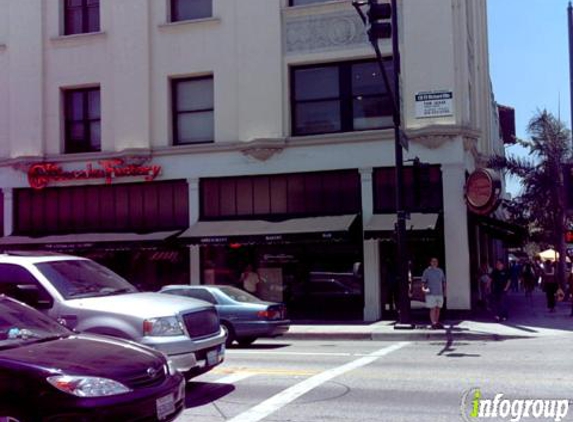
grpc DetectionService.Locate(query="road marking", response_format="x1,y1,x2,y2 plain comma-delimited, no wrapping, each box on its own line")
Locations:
212,367,320,377
225,341,409,422
214,372,254,384
228,350,354,357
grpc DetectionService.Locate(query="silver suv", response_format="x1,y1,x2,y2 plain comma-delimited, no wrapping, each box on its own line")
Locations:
0,251,225,379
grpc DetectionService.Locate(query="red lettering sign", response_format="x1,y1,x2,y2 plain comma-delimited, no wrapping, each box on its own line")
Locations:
28,159,162,190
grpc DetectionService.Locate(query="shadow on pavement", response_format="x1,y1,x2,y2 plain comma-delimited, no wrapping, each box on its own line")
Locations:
228,342,291,350
185,381,235,408
466,290,573,333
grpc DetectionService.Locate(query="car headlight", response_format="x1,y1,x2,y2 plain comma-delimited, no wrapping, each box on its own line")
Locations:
143,316,184,336
47,375,131,397
166,360,177,376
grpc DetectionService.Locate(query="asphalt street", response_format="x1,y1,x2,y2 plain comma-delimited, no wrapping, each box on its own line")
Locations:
176,334,573,422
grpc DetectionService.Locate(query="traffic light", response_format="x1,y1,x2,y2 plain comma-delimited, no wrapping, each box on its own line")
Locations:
366,1,392,41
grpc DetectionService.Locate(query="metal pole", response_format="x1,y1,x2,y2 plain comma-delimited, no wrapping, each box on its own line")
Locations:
390,0,412,328
354,0,412,327
561,2,573,316
569,2,573,148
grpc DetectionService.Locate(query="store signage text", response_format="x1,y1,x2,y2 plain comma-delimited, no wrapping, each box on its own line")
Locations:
28,159,162,190
415,90,453,118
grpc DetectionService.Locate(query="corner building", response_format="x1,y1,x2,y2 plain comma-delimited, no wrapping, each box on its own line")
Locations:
0,0,513,320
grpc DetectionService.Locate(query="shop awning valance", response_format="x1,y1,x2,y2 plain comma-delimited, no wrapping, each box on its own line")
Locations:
178,215,358,245
473,215,526,246
0,231,180,247
364,213,439,240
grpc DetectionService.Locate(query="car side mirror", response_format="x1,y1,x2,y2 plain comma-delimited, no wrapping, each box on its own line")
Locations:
16,284,53,310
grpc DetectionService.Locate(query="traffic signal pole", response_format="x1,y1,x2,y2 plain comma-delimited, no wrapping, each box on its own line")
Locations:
353,0,413,328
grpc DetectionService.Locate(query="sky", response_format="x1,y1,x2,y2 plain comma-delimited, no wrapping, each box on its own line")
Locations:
487,0,571,195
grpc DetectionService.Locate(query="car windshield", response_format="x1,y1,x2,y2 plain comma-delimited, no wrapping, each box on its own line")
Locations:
0,299,70,350
35,259,138,300
217,286,265,304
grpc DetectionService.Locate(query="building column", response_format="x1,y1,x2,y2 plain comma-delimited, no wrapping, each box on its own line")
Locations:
187,178,201,285
3,188,13,237
360,168,381,321
442,163,471,309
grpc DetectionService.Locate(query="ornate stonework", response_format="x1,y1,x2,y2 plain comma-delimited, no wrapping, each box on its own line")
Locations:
240,139,286,162
405,125,481,152
285,11,370,54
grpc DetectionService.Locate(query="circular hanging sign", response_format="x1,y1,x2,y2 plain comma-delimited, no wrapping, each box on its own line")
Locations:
465,168,501,215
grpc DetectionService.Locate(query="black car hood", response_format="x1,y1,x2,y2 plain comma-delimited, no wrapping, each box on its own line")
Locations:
0,334,165,381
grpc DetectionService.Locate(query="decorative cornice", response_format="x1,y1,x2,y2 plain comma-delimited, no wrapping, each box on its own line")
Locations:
0,148,154,169
287,129,394,147
404,125,481,149
238,139,286,161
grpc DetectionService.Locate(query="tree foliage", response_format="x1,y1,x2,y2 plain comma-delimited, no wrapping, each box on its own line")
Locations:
489,110,571,245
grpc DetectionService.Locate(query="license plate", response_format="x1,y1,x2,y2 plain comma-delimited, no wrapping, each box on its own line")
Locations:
207,349,218,366
156,393,175,421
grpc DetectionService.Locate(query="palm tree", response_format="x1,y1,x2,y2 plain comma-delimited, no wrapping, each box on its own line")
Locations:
489,110,571,286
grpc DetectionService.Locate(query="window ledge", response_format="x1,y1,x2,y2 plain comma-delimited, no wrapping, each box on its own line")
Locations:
50,31,107,45
158,17,221,29
285,1,347,11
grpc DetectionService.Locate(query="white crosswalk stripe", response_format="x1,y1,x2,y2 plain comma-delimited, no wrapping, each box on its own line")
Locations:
177,341,409,422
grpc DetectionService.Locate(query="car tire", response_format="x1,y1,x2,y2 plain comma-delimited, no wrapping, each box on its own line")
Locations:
221,322,235,348
237,337,257,347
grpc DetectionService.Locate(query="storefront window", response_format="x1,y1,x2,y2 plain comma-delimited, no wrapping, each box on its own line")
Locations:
200,242,364,320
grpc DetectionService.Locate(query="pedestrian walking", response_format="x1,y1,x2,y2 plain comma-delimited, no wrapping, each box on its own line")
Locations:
509,261,521,292
542,260,558,312
489,259,511,321
240,264,261,295
521,261,536,299
477,261,491,309
421,257,446,329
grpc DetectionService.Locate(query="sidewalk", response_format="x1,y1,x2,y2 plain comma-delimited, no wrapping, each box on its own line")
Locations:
282,290,573,341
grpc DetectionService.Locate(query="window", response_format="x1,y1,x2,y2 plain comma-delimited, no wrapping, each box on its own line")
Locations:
171,0,212,22
64,87,101,153
291,60,394,136
201,170,361,220
64,0,100,35
290,0,332,5
172,76,214,144
0,264,53,308
14,180,189,235
373,165,443,213
166,288,217,304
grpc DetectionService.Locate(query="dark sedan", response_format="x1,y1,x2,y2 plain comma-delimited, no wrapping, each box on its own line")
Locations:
160,285,290,347
0,296,185,422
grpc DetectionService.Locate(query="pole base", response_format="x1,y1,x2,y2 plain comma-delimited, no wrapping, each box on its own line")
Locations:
394,322,415,330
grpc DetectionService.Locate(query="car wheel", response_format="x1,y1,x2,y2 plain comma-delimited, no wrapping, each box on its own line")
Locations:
221,322,235,347
237,337,257,347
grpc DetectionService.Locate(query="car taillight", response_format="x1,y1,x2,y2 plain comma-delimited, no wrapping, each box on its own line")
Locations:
257,308,282,320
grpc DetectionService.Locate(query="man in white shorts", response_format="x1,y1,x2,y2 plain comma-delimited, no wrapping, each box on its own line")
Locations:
421,257,447,329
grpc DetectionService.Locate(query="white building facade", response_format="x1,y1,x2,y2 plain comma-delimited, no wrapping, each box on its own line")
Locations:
0,0,510,321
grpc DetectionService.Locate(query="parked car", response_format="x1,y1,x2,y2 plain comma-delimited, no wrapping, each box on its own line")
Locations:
0,251,225,379
160,285,290,347
0,295,185,421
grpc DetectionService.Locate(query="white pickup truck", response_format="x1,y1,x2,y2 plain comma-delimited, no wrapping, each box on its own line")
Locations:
0,251,225,379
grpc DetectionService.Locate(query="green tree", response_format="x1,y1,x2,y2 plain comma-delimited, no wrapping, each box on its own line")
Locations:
489,110,571,285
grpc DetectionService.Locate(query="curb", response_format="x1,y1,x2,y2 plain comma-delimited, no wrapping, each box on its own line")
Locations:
281,331,532,342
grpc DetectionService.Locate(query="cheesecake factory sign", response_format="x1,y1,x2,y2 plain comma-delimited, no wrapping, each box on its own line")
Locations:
27,159,162,190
